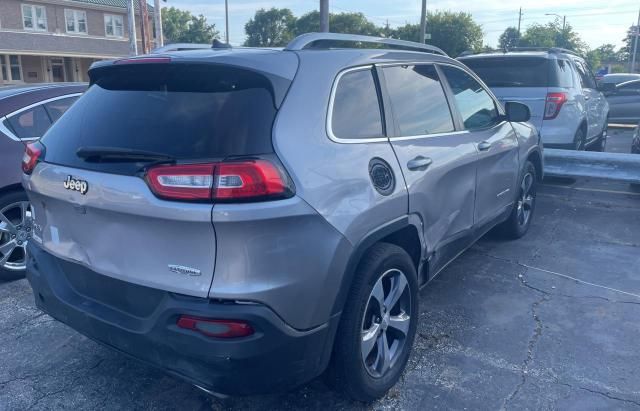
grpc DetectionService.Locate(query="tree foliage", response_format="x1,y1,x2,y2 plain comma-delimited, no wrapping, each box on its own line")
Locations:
244,8,296,47
520,19,585,53
161,7,219,44
498,27,520,50
244,8,481,56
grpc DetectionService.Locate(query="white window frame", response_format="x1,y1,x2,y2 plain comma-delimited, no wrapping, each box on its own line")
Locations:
22,4,48,32
104,14,124,38
1,55,23,83
64,9,88,34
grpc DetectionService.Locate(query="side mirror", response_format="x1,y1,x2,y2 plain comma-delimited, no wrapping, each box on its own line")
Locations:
504,101,531,123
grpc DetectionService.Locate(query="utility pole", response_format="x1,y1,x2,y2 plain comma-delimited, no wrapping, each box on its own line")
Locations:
225,0,230,44
517,7,522,35
632,7,640,72
127,0,138,56
153,0,163,48
419,0,427,43
545,13,566,48
320,0,329,32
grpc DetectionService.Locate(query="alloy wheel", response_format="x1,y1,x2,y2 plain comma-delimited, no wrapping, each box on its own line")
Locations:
0,201,32,271
361,268,412,378
516,173,534,227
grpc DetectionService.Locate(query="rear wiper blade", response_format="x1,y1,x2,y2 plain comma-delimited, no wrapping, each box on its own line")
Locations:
76,147,176,163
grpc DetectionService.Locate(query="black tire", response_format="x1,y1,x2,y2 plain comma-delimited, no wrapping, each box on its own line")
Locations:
589,120,608,152
328,243,419,402
0,190,29,282
495,161,537,240
573,127,586,151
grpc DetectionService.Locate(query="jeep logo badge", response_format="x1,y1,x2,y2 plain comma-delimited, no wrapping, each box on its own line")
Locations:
63,175,89,195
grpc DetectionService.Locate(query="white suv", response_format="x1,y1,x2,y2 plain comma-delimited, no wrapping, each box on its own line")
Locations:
459,48,609,151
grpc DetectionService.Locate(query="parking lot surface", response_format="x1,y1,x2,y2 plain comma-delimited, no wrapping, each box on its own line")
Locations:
1,131,639,411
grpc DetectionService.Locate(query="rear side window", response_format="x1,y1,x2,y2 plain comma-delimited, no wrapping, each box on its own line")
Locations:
44,96,78,122
461,57,549,87
554,60,574,88
41,64,281,175
441,66,499,130
6,105,52,139
382,64,455,136
574,61,596,89
331,68,384,140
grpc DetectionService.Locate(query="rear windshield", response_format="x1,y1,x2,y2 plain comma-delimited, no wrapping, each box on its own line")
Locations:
462,57,556,88
41,64,281,174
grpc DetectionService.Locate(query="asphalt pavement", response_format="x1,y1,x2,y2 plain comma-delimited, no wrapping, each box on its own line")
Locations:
1,129,638,411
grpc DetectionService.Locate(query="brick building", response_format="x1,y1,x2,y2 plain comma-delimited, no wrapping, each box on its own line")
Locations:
0,0,153,84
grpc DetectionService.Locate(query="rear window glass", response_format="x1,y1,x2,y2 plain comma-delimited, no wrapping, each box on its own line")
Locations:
555,60,574,88
331,68,384,140
461,57,550,87
41,64,280,174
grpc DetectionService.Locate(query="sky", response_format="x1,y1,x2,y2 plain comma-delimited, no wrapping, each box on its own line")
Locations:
163,0,639,50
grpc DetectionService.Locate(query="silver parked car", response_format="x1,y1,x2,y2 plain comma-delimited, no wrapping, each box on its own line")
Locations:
22,34,543,401
0,83,84,280
605,79,640,124
459,48,610,151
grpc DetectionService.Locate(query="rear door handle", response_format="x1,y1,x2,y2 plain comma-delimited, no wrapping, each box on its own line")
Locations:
407,156,433,171
478,141,492,151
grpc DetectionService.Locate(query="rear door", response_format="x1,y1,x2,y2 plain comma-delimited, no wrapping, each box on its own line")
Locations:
382,63,478,267
25,62,285,297
439,64,519,225
574,59,604,139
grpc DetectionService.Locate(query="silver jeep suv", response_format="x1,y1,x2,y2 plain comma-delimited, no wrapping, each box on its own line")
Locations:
22,33,543,401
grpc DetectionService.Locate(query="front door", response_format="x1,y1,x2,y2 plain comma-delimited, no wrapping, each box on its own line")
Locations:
49,58,66,82
438,65,520,226
382,64,478,271
574,59,604,140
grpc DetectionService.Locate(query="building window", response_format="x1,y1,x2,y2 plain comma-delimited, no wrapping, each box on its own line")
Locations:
0,55,23,82
22,4,47,32
104,14,124,38
65,9,87,34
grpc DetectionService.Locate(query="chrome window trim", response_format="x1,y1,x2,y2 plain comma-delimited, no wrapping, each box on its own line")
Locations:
0,93,82,141
389,130,469,142
326,65,389,144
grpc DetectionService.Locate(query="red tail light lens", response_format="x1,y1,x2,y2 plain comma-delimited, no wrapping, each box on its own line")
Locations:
22,142,44,174
214,160,291,202
544,92,568,120
145,158,294,203
177,315,254,338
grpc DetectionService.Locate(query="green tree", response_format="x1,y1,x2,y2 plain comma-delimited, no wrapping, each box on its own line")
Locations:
620,25,640,68
586,44,621,69
244,8,296,47
520,19,585,53
391,11,483,57
161,7,218,43
293,11,379,36
498,27,520,50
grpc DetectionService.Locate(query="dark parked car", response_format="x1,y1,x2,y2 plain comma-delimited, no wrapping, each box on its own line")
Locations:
605,79,640,124
0,83,85,280
598,73,640,89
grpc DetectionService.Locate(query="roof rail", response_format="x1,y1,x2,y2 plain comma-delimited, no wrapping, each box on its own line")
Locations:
285,33,448,56
508,46,582,57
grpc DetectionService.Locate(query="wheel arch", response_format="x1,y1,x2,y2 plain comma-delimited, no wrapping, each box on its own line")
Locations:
0,183,25,199
526,149,544,182
331,217,423,317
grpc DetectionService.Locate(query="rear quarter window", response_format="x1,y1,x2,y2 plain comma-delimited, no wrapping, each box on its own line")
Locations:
331,68,384,140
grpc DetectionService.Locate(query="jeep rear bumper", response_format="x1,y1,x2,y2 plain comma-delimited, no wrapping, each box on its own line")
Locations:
25,243,338,396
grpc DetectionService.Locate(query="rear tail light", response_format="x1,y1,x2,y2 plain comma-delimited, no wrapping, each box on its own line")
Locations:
22,142,44,174
145,158,294,203
544,92,568,120
177,315,254,338
146,164,215,201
